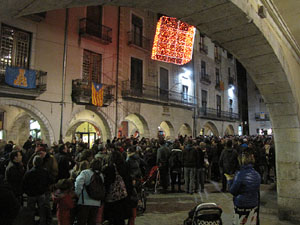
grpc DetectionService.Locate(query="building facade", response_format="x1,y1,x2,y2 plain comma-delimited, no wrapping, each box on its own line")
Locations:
0,6,240,147
247,74,272,135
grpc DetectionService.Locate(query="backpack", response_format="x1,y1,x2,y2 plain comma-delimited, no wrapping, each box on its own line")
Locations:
85,171,105,201
169,151,181,169
105,164,128,202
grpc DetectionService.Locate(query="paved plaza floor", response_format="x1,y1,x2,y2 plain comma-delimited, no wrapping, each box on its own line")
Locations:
136,182,297,225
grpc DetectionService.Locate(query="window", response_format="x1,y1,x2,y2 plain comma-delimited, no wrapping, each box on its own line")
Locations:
216,68,220,85
228,67,231,77
132,14,143,47
0,24,31,74
131,57,143,95
182,85,188,101
82,50,102,84
229,99,233,116
201,90,207,114
86,6,103,37
201,61,206,77
160,67,169,101
214,45,219,57
216,95,221,117
87,6,102,25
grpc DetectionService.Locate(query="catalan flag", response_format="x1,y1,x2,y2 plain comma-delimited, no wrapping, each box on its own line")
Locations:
92,82,104,107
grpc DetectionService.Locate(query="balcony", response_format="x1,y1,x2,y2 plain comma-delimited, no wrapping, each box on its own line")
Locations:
0,66,47,99
215,54,222,64
79,18,112,44
228,76,234,85
121,80,196,108
72,79,114,106
128,31,151,51
215,81,224,91
200,73,211,85
198,107,240,121
255,112,270,121
200,44,208,54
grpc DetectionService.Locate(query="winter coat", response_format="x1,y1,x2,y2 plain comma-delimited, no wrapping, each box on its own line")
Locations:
156,145,170,167
169,149,182,172
5,161,25,196
23,166,53,196
52,190,75,225
75,169,102,207
228,164,261,208
126,153,143,179
219,148,239,174
103,163,133,220
182,145,197,168
55,151,72,180
0,183,20,225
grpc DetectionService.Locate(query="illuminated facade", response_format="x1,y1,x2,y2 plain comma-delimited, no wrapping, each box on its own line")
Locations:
0,6,240,146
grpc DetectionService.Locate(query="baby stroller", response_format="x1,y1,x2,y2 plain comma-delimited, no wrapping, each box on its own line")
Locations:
141,165,160,193
184,203,222,225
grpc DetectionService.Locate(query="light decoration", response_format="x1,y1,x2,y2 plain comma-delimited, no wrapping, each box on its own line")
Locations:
151,16,196,65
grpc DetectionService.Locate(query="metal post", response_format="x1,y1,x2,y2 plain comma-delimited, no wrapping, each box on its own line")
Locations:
59,8,69,142
115,7,121,137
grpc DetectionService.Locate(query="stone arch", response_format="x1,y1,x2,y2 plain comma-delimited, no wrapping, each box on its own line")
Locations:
124,113,150,138
8,112,31,146
0,99,54,146
5,0,300,220
178,123,192,137
224,124,235,136
159,120,175,139
65,109,112,142
202,121,219,137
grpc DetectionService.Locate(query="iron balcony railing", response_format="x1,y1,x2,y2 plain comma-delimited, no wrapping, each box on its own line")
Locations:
0,66,47,99
255,112,270,121
127,31,151,51
72,79,114,106
200,44,208,54
215,54,222,64
79,18,112,44
121,80,196,107
200,72,211,84
198,107,240,121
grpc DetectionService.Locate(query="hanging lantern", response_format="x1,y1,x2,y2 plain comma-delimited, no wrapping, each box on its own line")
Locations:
151,16,195,65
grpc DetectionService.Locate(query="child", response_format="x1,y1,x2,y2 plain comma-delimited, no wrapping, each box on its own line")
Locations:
52,179,75,225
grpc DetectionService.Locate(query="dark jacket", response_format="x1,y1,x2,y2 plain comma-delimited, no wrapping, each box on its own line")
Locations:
126,153,143,179
5,161,25,196
182,144,197,168
219,148,239,174
0,183,20,225
23,166,53,196
229,164,261,208
55,151,72,180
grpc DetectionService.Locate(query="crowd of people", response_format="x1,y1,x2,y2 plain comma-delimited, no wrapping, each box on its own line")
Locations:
0,134,276,225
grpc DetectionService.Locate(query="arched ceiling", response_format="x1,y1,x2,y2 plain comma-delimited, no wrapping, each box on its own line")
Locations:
0,0,298,53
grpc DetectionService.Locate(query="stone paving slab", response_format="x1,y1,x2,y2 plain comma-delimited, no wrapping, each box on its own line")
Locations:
136,182,297,225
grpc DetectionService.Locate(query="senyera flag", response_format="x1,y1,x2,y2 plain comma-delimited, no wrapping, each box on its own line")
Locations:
92,82,104,107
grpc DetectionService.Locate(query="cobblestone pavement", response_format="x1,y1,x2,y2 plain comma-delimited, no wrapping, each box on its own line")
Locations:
135,182,297,225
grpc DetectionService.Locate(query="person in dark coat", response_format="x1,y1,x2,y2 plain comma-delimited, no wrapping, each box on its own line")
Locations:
227,150,261,225
23,155,53,225
0,176,20,225
55,144,74,180
103,151,134,225
219,139,239,192
182,140,197,194
156,139,170,193
5,150,25,204
169,141,183,192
